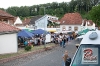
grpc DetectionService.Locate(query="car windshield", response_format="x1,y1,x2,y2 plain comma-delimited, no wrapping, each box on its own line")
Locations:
71,44,100,66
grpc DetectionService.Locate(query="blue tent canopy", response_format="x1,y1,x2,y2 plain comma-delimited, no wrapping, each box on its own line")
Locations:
17,30,34,38
32,29,49,35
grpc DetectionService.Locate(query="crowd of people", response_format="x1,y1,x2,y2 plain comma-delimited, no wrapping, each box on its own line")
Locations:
18,32,77,48
51,32,77,48
18,34,46,47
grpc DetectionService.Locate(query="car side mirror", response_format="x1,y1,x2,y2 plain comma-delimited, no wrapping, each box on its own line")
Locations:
65,57,71,66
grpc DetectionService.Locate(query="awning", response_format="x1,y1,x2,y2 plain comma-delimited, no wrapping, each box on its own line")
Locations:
32,29,48,35
17,29,34,38
47,30,56,32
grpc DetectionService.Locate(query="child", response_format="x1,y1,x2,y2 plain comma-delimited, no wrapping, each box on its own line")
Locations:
63,50,71,66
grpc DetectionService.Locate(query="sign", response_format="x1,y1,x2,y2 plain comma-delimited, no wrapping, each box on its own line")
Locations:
82,48,98,64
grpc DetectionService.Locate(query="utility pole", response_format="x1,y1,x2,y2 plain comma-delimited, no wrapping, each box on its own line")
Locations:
43,7,46,48
43,7,45,15
40,7,46,48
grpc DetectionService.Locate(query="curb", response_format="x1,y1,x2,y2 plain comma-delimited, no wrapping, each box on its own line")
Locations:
0,45,57,64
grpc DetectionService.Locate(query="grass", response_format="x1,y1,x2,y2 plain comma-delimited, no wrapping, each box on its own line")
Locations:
0,43,55,60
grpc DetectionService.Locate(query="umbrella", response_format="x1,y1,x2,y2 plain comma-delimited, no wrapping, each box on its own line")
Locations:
32,29,49,35
17,30,34,38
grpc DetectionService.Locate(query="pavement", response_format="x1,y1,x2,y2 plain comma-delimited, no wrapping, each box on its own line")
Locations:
0,39,81,66
0,44,56,63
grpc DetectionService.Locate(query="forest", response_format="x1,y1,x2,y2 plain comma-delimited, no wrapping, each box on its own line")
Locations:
0,0,99,20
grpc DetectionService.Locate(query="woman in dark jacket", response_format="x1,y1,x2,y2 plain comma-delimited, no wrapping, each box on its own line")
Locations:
63,50,71,66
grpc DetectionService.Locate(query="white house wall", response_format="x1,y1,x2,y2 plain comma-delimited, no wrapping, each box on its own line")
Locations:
60,25,81,32
35,16,47,30
35,15,59,30
0,33,18,54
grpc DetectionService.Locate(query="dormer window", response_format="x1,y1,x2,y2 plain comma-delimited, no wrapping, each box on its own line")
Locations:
63,21,65,23
62,26,66,31
74,26,78,31
69,26,72,31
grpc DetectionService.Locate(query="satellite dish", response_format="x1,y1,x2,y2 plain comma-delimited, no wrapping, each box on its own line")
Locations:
89,32,98,40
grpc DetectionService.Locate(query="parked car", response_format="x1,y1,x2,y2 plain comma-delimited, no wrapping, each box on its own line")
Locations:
68,30,100,66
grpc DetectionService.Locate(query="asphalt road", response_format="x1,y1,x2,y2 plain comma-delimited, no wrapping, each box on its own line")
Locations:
0,40,80,66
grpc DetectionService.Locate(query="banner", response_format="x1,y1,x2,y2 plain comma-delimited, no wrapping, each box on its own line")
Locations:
82,48,98,64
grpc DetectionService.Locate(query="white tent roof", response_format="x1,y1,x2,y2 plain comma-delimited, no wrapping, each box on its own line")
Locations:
14,17,22,25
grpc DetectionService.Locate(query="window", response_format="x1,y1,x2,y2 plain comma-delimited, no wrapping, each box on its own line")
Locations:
57,26,60,28
62,26,66,31
63,21,65,23
69,26,72,31
74,27,78,31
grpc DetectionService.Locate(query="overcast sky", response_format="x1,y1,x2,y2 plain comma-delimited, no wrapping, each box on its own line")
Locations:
0,0,71,9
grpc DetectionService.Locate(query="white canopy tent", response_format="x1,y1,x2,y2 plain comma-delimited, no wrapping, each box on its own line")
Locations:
14,17,22,25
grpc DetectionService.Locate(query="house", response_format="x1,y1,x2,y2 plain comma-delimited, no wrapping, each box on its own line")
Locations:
13,17,32,30
14,17,26,29
29,15,60,32
81,19,96,30
23,18,31,26
30,15,43,26
59,12,82,33
0,22,20,54
0,10,15,25
29,15,43,30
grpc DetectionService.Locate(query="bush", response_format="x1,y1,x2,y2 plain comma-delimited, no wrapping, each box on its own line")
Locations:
24,46,32,51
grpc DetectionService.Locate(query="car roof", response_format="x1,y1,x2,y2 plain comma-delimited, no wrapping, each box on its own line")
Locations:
80,30,100,44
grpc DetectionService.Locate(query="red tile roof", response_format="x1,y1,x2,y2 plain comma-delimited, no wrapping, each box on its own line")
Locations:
60,12,82,25
0,22,20,34
0,10,14,17
23,18,31,25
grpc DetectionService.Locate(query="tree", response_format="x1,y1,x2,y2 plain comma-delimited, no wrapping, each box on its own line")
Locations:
0,8,5,11
6,7,19,16
17,6,30,17
4,0,100,19
89,4,100,26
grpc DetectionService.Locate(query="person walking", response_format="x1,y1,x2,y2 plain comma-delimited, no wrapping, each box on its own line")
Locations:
66,34,69,44
62,37,66,48
62,50,71,66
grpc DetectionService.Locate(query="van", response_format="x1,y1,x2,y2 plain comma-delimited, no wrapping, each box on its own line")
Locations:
68,30,100,66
